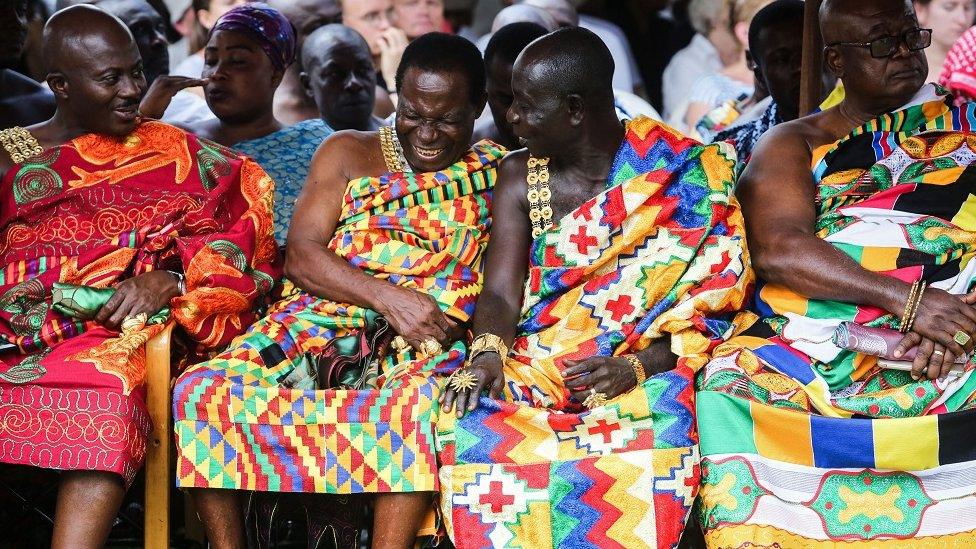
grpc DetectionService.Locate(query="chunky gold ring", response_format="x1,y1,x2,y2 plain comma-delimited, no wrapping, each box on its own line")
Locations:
582,388,608,409
448,369,478,392
392,336,410,353
422,338,443,356
954,330,971,346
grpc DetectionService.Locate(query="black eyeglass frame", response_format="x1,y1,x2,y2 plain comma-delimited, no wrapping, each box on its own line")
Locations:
824,28,933,59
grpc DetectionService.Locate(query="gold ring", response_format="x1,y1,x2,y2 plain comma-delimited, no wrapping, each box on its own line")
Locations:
392,336,410,353
582,388,608,409
448,369,478,392
954,330,971,346
121,313,148,331
422,338,443,356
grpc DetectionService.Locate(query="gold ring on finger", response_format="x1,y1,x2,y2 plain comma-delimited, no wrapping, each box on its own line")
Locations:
954,330,971,346
448,369,478,392
582,388,608,409
423,338,443,356
392,336,410,353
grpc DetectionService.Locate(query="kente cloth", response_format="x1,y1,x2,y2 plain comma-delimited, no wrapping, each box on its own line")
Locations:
0,121,278,483
713,100,781,174
234,118,334,245
436,116,754,549
174,141,505,494
695,92,750,143
697,86,976,546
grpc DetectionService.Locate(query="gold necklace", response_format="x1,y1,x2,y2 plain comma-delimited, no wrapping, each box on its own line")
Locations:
379,126,411,173
526,156,553,239
0,127,42,164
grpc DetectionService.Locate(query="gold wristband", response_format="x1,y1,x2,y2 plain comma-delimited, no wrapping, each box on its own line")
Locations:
624,354,646,386
904,281,926,334
468,333,508,364
899,280,921,333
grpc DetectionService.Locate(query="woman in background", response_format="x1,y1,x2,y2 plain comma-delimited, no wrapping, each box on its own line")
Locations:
172,0,250,96
915,0,975,78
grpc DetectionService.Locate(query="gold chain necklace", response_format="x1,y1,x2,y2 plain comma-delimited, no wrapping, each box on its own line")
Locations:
526,156,553,239
0,127,42,164
379,126,411,173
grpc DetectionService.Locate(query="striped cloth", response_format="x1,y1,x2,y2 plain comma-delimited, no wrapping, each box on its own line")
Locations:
697,85,976,546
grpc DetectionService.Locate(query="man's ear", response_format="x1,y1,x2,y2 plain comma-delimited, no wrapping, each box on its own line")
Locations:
823,46,844,80
299,71,313,99
474,90,487,116
48,72,68,100
566,93,584,126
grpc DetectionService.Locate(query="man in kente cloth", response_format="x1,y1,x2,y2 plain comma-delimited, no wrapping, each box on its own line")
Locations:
695,0,976,546
0,5,278,547
437,27,753,549
173,33,505,549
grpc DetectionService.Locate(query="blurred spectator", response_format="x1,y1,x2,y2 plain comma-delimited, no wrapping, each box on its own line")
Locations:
0,0,55,128
915,0,975,78
713,0,805,169
520,0,644,95
341,0,405,118
445,0,479,40
393,0,445,39
267,0,342,124
161,0,193,67
301,24,384,131
683,0,773,136
940,25,976,105
662,0,738,129
172,0,250,86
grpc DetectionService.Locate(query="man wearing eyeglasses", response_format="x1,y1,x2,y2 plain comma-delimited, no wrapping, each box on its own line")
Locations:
695,0,976,546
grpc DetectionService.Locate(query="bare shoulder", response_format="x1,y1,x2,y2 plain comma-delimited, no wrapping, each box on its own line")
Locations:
311,129,385,180
497,148,529,185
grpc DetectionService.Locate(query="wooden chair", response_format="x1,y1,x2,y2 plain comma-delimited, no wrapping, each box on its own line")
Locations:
144,322,175,548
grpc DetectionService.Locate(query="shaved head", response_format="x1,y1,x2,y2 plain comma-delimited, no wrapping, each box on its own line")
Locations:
516,26,614,110
820,0,915,44
43,4,136,75
300,24,376,131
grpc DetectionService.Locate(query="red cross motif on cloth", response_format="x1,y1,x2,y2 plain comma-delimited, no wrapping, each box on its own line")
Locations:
587,419,619,444
606,295,636,323
569,225,598,255
479,481,516,513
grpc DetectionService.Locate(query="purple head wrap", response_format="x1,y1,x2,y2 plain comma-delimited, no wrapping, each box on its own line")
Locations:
211,3,297,72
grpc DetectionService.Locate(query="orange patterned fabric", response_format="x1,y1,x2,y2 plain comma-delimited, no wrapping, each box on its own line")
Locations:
0,121,279,482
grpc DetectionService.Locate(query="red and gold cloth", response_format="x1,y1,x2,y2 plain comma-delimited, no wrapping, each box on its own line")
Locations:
0,121,278,483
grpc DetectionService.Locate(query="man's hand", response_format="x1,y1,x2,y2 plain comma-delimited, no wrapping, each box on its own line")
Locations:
439,352,504,416
563,356,640,403
377,27,408,93
139,75,208,119
93,271,181,330
376,285,456,349
894,288,976,379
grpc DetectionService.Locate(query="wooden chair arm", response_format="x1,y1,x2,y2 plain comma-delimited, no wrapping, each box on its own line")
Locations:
145,322,174,549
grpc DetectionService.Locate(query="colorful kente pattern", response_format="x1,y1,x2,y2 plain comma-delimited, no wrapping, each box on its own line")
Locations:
0,121,278,483
437,116,754,548
697,86,976,546
174,141,505,494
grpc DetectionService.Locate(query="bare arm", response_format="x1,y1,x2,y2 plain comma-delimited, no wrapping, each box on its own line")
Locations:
742,123,976,368
284,131,453,348
441,152,531,414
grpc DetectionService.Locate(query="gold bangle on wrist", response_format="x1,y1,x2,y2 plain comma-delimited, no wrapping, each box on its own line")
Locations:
468,333,508,364
904,281,926,334
899,280,921,333
624,354,646,386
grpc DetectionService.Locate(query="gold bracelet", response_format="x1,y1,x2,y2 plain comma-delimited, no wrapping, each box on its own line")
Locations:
899,280,920,333
904,281,926,334
624,354,646,386
468,333,509,364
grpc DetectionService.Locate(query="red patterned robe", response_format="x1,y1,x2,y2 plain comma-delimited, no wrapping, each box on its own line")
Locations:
0,121,278,482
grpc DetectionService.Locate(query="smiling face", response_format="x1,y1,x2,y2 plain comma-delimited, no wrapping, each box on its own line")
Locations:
56,30,147,136
303,33,377,131
392,0,444,39
824,0,928,112
202,29,281,123
395,67,479,172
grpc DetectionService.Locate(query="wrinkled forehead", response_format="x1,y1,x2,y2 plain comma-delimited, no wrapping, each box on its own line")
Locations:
399,68,471,115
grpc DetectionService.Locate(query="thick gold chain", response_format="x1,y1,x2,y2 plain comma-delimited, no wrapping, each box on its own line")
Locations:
379,126,408,173
526,156,553,239
0,127,42,164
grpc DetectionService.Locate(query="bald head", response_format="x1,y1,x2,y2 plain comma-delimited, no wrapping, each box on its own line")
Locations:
820,0,915,44
516,26,613,110
43,4,136,75
300,24,376,131
301,23,368,70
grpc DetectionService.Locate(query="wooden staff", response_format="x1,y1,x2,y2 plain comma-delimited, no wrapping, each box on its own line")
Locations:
800,0,825,114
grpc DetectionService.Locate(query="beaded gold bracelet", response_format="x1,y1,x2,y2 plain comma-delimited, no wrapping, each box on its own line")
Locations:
624,354,646,386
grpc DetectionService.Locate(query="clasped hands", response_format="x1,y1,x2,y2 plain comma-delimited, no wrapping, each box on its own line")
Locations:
892,289,976,380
